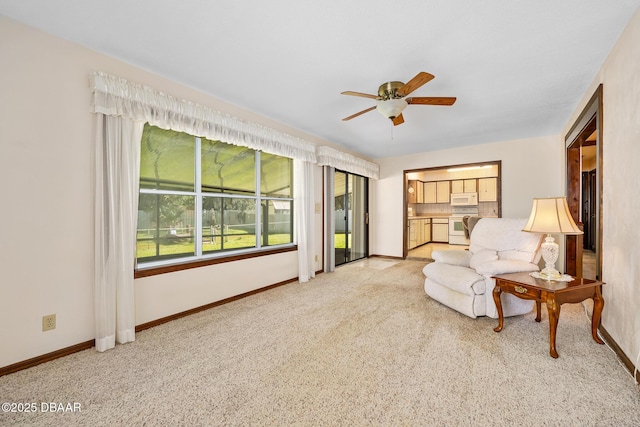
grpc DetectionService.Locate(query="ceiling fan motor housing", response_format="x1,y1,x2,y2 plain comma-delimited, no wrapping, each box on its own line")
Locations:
376,81,408,119
378,81,405,100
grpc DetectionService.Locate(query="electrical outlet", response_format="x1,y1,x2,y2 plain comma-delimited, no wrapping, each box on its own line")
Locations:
42,314,56,331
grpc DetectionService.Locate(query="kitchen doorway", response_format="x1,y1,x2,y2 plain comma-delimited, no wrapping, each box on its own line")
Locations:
565,85,602,279
404,161,502,260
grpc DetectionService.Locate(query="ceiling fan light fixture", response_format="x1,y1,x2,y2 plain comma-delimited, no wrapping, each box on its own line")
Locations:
376,98,408,119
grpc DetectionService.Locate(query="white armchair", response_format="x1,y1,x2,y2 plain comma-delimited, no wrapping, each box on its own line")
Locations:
423,218,544,318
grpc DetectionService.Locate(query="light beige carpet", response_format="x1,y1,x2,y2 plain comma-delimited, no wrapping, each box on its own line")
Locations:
2,260,639,426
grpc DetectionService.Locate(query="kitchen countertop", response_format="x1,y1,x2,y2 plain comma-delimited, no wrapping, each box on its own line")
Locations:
408,214,450,219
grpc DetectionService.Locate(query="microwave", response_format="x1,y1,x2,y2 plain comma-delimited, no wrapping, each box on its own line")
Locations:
450,192,478,206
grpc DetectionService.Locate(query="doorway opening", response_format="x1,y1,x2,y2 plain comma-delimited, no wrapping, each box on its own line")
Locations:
565,85,602,279
403,161,502,260
334,170,369,266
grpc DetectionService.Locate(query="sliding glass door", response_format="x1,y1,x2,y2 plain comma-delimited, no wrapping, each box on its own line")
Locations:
334,170,368,266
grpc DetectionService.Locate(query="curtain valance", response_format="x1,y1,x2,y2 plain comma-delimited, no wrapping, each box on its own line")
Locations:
90,71,380,176
316,146,379,179
89,71,317,162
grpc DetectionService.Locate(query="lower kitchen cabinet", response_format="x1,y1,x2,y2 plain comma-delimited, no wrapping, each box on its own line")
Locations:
409,220,418,249
432,218,449,242
408,218,433,249
423,219,431,243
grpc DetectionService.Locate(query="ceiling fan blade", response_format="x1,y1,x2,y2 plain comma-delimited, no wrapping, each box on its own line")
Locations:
342,106,376,121
392,114,405,126
407,97,457,106
398,72,435,96
341,91,379,100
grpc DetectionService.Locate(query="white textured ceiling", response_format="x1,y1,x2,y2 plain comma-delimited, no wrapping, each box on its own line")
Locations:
2,1,639,159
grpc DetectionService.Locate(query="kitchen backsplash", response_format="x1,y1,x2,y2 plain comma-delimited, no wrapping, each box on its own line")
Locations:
478,202,499,217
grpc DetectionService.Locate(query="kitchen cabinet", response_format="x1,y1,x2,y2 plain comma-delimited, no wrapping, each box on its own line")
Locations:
464,179,477,193
436,181,450,203
478,177,498,202
408,219,417,249
424,182,437,203
416,182,424,203
432,218,449,242
452,179,477,193
409,218,433,249
423,218,431,243
407,180,418,204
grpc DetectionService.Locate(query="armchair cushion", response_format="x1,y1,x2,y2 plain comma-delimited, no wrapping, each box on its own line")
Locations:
469,248,498,270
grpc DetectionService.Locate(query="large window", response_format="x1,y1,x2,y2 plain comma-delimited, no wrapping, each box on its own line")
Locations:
137,124,294,267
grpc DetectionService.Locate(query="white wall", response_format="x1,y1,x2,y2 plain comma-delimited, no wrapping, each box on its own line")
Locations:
0,18,325,368
370,135,563,257
562,8,640,366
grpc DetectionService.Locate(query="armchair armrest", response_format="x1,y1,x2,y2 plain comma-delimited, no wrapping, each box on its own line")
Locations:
474,259,539,276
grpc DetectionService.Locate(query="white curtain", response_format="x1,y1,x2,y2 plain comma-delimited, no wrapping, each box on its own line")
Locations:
94,114,143,352
294,160,316,282
324,167,336,272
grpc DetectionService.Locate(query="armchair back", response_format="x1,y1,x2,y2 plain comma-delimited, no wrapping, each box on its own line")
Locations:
469,218,543,264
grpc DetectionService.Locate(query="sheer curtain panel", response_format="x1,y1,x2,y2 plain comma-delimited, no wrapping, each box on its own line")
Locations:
94,114,143,352
294,160,316,282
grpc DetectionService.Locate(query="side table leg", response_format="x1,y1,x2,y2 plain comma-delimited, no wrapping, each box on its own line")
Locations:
592,286,605,345
493,285,504,332
546,296,560,358
535,301,541,322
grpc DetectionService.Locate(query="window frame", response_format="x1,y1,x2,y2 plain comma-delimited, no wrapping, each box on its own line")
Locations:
135,127,296,276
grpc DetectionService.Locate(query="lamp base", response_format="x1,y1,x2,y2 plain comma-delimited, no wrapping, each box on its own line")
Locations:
540,234,560,281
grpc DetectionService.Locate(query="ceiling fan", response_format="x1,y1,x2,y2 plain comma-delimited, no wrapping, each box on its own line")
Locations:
341,72,456,126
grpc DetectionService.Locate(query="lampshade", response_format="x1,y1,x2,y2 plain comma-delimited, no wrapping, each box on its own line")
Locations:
523,197,582,280
522,197,583,235
376,98,408,119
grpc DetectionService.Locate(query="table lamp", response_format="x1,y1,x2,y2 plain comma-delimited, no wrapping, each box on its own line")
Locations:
522,197,583,280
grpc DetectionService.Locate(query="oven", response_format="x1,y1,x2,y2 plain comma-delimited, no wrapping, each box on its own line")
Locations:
448,206,479,245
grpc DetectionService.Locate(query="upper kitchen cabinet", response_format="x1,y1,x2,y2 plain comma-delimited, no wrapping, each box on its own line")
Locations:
478,177,498,202
424,182,437,203
464,179,477,192
416,182,424,203
407,180,418,203
436,181,450,203
452,179,478,193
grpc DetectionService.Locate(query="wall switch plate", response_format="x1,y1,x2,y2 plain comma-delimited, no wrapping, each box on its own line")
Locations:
42,314,56,331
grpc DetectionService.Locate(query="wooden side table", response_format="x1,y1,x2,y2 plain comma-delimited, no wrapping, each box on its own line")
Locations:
492,272,605,358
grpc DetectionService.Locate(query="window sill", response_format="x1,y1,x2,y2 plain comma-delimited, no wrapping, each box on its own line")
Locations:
134,245,297,278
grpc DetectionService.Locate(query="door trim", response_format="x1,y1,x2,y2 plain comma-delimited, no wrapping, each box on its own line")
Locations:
565,84,603,278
